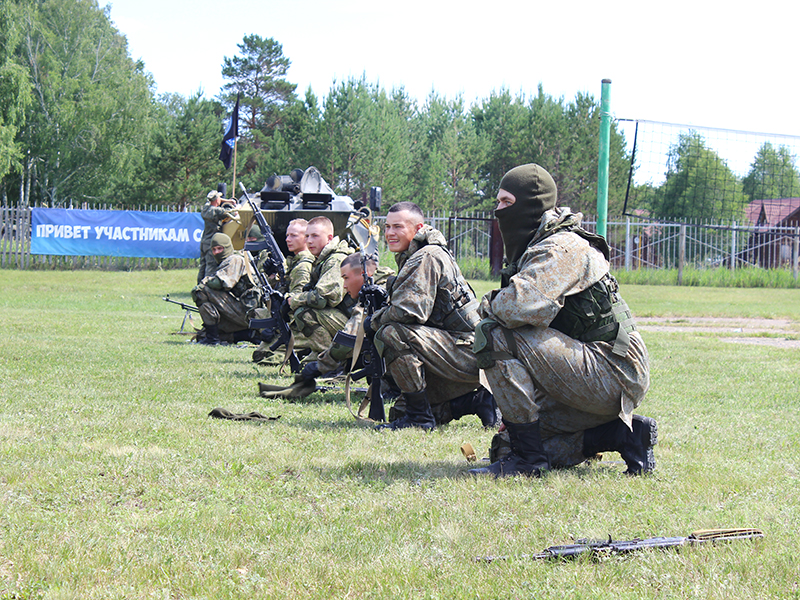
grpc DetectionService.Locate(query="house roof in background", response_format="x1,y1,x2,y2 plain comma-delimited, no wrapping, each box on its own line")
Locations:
746,198,800,227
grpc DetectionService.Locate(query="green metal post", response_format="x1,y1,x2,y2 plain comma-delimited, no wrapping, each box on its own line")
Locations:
597,79,612,239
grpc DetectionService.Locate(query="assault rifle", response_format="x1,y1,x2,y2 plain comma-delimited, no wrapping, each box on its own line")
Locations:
332,250,388,422
239,182,301,374
162,294,199,333
476,528,764,563
163,294,199,313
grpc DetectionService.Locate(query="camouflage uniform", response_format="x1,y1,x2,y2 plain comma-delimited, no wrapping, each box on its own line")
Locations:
369,226,480,408
198,201,236,283
478,207,650,467
288,237,353,352
316,265,394,375
283,250,315,295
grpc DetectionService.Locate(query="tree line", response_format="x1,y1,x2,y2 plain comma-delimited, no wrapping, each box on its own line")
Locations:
0,0,634,215
3,0,797,220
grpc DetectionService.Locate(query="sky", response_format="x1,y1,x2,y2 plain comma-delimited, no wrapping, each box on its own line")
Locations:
106,0,800,180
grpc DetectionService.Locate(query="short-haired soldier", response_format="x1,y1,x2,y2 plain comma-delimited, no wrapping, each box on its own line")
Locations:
365,202,499,431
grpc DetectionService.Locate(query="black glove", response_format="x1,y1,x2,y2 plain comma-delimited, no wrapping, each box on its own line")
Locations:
280,298,292,321
300,360,321,381
359,284,388,310
363,315,375,339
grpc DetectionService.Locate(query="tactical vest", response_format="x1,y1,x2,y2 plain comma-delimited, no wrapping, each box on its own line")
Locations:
474,225,637,368
385,246,480,333
548,272,636,356
543,224,636,354
337,293,358,317
430,277,481,333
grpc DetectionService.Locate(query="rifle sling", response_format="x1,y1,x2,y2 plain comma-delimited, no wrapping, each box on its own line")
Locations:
343,312,380,424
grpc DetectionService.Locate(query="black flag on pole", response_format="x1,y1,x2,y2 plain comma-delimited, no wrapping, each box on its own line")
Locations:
219,93,239,169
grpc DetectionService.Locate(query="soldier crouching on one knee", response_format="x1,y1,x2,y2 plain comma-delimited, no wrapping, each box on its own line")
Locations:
468,163,655,478
257,251,394,400
192,233,260,346
364,201,499,431
301,252,391,381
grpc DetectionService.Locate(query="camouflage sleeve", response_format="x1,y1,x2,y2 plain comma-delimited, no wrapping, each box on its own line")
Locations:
372,265,395,287
490,233,607,329
287,259,313,296
206,254,247,291
372,248,442,329
201,204,227,223
291,254,345,310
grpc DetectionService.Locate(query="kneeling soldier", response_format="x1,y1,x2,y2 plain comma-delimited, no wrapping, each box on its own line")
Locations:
468,164,655,478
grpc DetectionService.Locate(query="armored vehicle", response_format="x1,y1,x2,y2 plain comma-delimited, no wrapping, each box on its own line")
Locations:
222,166,381,255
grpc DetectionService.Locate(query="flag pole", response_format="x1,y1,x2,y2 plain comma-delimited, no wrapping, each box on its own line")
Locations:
232,138,237,199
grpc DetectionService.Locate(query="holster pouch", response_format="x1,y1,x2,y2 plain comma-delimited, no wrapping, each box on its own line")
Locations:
473,318,517,369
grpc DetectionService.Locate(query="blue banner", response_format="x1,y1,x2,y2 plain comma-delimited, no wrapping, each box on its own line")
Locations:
31,208,204,259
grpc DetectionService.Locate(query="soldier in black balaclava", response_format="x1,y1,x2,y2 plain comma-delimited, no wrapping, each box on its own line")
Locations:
468,164,656,478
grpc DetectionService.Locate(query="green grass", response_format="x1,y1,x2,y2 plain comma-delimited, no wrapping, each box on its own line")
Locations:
614,266,800,289
2,270,799,599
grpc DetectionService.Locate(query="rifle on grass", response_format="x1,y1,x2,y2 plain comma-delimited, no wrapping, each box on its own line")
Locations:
239,182,301,374
476,528,764,563
162,294,199,333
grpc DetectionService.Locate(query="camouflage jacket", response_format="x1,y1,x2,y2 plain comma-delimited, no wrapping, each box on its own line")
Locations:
479,207,608,329
370,225,478,335
200,202,236,250
282,249,315,295
316,265,394,374
202,252,253,299
289,237,353,310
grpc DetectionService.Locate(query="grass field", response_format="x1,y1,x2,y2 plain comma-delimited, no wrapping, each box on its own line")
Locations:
2,269,799,599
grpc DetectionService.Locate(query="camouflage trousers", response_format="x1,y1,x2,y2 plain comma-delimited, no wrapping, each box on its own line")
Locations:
291,306,350,353
483,325,649,467
195,287,250,333
375,322,479,405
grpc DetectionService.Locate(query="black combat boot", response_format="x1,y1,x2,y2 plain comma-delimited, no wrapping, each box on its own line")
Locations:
375,389,436,431
467,420,550,478
450,387,501,428
582,414,657,475
198,324,222,345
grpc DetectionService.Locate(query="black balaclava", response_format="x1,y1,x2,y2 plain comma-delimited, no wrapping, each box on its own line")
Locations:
210,232,234,264
495,163,557,264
